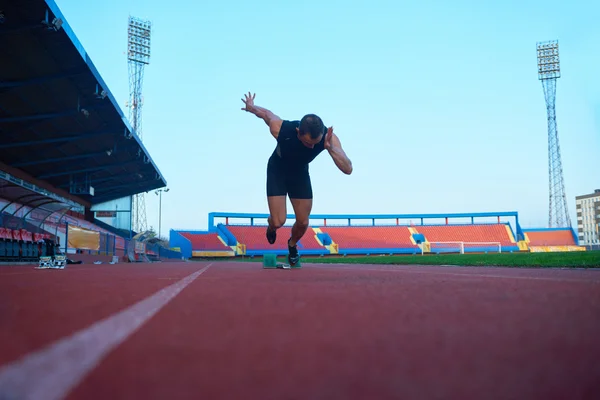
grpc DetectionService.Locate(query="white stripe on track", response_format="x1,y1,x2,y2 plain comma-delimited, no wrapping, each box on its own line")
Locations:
0,263,212,400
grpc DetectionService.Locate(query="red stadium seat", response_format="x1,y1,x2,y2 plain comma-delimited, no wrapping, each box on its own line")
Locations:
414,224,515,247
320,226,417,250
225,226,324,251
179,232,231,251
525,230,576,246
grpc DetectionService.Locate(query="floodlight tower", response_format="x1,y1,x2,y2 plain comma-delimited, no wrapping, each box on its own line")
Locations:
536,40,571,228
127,16,151,233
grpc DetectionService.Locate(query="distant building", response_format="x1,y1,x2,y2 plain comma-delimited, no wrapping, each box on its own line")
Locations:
575,189,600,245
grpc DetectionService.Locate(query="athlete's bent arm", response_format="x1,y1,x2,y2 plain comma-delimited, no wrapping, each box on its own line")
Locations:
325,128,353,175
241,92,283,139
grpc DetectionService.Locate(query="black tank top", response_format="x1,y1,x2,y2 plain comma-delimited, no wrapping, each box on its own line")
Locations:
272,120,326,167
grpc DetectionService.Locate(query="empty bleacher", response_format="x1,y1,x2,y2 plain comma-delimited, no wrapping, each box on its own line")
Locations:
521,228,585,252
320,225,418,253
216,224,421,255
179,232,231,251
0,227,54,261
524,229,576,246
179,212,592,258
1,200,58,261
415,224,516,245
213,223,519,256
1,198,128,262
225,225,324,254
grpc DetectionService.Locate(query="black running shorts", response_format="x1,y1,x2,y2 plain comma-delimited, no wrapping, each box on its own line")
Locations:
266,154,312,199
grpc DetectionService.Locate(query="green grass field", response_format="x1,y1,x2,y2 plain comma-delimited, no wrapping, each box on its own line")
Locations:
217,251,600,268
299,251,600,268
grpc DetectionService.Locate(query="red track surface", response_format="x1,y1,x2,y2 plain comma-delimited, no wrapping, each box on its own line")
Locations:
1,261,599,399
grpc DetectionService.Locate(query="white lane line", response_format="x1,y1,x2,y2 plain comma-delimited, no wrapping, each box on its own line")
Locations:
304,264,599,283
0,263,213,400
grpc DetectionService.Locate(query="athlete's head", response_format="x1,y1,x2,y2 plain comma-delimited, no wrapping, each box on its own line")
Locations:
297,114,325,148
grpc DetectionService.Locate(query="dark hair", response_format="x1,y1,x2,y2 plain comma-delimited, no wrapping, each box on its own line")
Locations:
299,114,325,139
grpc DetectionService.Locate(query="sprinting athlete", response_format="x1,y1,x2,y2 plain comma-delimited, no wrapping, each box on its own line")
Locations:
241,92,353,266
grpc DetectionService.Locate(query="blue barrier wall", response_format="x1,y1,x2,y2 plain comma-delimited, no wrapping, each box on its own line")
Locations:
169,230,192,259
216,223,237,246
316,232,332,246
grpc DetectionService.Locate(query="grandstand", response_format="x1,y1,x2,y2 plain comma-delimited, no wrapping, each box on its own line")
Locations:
0,0,182,263
171,211,585,259
522,227,582,252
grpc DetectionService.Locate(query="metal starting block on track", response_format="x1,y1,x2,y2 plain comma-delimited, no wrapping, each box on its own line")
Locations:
54,255,66,269
36,255,66,269
262,253,301,269
37,256,53,269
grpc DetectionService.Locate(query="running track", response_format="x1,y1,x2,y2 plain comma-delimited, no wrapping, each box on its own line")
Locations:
1,261,599,399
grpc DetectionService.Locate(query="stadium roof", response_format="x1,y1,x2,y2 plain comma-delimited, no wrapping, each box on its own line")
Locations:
0,0,167,206
0,169,81,218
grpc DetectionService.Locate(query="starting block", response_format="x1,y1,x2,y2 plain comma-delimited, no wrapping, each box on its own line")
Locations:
54,255,66,269
37,256,53,269
262,253,301,269
36,255,67,269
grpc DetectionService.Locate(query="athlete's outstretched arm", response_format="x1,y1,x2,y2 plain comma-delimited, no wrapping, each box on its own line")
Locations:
241,92,283,139
324,127,353,175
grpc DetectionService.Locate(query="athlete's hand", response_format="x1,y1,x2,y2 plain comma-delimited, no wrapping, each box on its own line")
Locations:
241,92,256,112
324,127,334,150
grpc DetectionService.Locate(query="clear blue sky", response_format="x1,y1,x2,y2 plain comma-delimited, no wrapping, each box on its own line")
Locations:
53,0,599,234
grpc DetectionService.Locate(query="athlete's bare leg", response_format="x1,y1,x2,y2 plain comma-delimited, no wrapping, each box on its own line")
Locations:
289,198,312,247
266,195,286,244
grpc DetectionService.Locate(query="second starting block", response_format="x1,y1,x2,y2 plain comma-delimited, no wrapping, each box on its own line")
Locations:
37,255,67,269
262,253,301,269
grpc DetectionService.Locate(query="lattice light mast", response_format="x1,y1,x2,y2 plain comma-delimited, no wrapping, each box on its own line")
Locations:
537,40,571,228
127,16,151,233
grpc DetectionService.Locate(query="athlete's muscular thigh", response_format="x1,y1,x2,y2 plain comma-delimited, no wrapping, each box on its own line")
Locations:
266,155,288,228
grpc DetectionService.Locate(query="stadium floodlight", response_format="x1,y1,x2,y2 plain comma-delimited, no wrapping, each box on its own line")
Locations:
127,15,152,233
537,40,560,80
127,16,151,65
536,39,570,228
